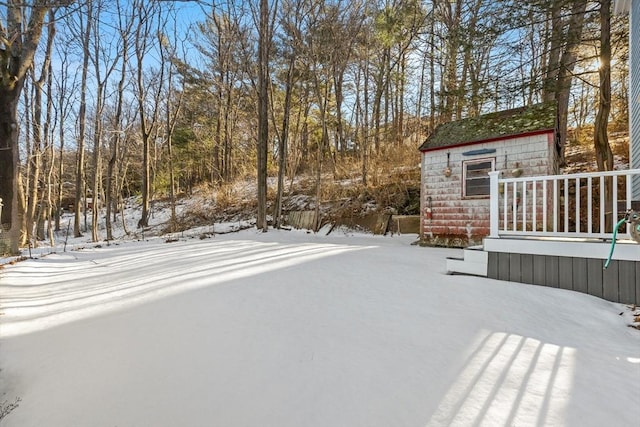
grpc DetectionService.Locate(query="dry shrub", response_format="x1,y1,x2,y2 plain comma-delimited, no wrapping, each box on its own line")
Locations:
281,142,422,219
565,127,630,170
611,136,629,159
0,397,21,422
166,137,423,230
215,184,243,210
171,198,218,232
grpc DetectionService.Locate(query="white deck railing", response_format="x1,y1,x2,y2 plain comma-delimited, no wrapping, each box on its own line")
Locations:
489,169,640,240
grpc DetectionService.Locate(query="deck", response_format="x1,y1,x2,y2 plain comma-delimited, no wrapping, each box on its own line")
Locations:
448,168,640,305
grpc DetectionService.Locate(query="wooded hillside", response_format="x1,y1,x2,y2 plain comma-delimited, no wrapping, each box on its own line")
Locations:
0,0,631,254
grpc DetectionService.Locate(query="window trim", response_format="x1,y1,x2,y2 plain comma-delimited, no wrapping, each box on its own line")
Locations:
462,157,495,198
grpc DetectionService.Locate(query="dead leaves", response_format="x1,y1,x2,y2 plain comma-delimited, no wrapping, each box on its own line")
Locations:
626,304,640,330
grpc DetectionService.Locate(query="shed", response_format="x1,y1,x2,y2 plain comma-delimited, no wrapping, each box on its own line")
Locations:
418,102,559,246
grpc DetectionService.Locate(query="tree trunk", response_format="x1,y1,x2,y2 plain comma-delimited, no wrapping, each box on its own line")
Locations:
75,2,92,237
45,59,55,246
594,0,614,233
256,0,269,232
594,0,613,173
26,79,44,245
0,86,23,254
106,35,127,240
542,1,563,102
0,4,54,253
428,12,436,132
547,0,588,164
91,82,104,242
362,53,370,187
274,54,295,229
133,0,163,229
55,107,64,231
441,0,462,122
333,66,345,155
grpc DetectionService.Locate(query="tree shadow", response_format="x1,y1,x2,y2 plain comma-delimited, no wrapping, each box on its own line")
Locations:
0,238,371,337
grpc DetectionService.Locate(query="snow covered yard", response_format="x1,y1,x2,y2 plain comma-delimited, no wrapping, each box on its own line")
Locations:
0,230,639,427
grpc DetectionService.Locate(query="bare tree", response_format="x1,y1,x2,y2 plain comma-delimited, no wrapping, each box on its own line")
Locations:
0,1,67,254
158,7,187,230
24,14,55,246
105,0,133,241
272,0,308,228
256,0,274,232
193,4,247,184
52,39,78,232
44,55,56,245
541,0,589,164
594,0,613,172
73,0,92,237
132,0,164,228
89,1,119,242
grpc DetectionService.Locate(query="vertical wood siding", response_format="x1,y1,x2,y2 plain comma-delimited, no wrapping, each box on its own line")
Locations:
488,252,640,305
631,1,640,200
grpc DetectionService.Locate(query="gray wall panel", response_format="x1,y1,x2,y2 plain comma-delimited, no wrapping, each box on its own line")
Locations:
498,253,510,281
558,258,574,291
619,262,637,305
488,252,499,279
572,257,589,294
545,256,560,288
509,254,521,283
486,251,638,304
533,255,546,285
521,255,534,284
603,261,619,302
587,259,604,298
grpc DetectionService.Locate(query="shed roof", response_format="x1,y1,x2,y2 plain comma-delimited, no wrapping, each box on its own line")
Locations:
418,102,557,152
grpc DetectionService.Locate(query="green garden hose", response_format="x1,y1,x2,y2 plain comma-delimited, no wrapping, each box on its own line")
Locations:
604,217,631,269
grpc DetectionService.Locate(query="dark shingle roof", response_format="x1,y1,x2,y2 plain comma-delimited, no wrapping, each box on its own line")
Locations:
418,102,557,151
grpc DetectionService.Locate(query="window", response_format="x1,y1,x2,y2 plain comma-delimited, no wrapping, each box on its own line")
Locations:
463,158,495,197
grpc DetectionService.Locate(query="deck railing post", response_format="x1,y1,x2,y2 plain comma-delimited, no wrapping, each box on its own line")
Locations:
489,171,500,238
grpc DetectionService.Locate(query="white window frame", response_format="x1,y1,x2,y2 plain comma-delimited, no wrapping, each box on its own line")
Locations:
463,157,495,198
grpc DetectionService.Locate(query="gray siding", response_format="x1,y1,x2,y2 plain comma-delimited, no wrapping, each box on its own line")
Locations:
632,1,640,199
488,253,640,305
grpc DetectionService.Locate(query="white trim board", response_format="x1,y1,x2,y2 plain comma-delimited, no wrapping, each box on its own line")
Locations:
483,237,640,261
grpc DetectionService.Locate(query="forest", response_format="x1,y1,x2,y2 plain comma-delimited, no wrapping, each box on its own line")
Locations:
0,0,631,255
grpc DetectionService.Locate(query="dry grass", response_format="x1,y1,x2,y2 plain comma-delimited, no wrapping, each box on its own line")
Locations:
310,144,422,218
166,142,423,227
565,127,630,172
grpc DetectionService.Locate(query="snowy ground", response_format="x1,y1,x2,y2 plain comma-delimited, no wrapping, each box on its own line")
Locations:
1,228,639,426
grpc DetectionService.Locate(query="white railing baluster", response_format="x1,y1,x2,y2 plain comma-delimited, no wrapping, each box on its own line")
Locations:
503,179,508,232
553,179,558,233
575,178,580,233
564,178,569,232
627,174,632,210
522,181,527,231
588,177,593,233
533,179,537,232
543,179,548,233
600,175,605,235
626,174,632,234
493,169,640,240
612,177,618,232
489,171,500,237
512,181,517,231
